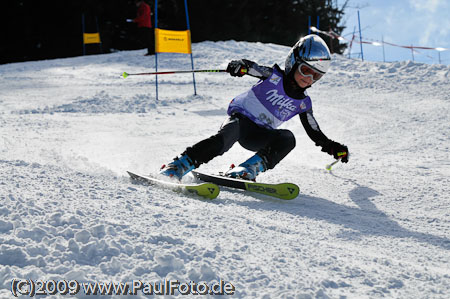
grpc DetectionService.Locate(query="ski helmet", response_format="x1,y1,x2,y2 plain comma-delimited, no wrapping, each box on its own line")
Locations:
285,34,331,77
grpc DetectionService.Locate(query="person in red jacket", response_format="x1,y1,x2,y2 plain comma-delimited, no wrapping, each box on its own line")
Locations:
133,0,154,55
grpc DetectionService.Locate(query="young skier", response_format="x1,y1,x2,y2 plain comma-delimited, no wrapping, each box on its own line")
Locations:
160,34,349,181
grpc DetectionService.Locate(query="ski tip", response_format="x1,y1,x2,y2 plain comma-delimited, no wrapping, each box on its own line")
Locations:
285,184,300,200
258,182,299,200
127,171,147,183
187,183,220,200
204,183,220,199
122,72,129,78
204,184,220,199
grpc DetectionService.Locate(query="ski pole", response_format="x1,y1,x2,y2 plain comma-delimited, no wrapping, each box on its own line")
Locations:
325,159,340,171
122,69,227,78
325,151,348,171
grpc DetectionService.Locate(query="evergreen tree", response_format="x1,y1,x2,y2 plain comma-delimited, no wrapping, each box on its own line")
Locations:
0,0,347,64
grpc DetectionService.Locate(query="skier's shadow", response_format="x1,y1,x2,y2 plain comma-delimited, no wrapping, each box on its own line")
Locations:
222,175,450,251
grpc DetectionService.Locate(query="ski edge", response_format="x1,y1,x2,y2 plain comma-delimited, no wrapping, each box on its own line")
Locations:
127,171,220,199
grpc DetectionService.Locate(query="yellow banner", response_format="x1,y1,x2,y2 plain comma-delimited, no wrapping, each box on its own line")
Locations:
83,33,101,44
155,28,192,54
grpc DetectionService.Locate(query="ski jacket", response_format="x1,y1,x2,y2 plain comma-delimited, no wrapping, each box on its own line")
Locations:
227,60,331,148
134,2,152,28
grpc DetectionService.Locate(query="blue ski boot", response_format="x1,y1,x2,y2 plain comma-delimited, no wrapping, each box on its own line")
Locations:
225,154,267,181
160,154,195,180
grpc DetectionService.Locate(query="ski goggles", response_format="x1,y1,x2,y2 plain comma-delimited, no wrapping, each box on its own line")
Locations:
298,63,324,81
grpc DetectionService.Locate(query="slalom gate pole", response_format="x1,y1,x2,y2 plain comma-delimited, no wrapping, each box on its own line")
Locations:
357,10,364,61
183,0,196,95
122,69,227,78
155,0,159,100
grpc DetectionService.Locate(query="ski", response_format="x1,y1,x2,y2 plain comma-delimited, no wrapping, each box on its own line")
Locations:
192,171,299,200
127,171,220,199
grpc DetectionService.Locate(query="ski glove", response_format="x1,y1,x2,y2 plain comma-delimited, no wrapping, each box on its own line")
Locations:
227,60,248,77
321,141,349,163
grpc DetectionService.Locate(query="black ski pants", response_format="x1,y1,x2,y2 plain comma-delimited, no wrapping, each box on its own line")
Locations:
184,113,296,169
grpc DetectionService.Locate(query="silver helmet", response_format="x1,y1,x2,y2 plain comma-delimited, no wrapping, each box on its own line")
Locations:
285,34,331,76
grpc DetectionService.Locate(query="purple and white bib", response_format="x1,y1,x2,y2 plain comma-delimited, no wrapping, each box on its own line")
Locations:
227,67,312,129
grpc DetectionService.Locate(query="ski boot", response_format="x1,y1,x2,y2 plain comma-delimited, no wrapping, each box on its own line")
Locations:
160,154,195,180
225,154,267,181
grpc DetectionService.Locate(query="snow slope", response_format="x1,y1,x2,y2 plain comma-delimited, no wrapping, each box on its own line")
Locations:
0,41,449,298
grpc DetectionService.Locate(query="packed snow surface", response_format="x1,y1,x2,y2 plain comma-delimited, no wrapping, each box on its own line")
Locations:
0,41,449,298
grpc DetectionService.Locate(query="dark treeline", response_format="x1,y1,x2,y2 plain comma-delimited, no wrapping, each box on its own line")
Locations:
0,0,347,64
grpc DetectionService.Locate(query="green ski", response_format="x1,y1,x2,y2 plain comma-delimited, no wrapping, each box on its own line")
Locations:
127,171,220,199
192,171,299,200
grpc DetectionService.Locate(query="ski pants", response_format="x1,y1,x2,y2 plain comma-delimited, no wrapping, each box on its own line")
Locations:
184,113,296,169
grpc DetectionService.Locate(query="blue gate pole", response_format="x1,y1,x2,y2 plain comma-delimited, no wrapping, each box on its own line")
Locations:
154,0,159,100
357,10,364,61
184,0,197,95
